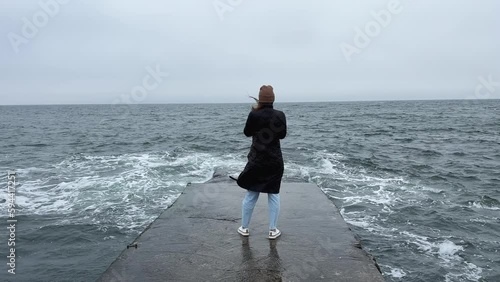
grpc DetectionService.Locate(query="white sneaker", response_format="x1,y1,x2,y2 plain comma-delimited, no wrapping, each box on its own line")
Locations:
268,228,281,239
238,226,249,237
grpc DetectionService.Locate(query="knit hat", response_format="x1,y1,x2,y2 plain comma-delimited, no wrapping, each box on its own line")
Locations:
259,85,275,104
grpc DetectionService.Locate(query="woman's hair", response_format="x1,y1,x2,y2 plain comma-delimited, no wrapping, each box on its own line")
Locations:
249,96,264,111
252,102,265,111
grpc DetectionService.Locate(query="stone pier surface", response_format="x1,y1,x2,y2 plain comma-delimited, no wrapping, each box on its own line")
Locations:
99,183,384,281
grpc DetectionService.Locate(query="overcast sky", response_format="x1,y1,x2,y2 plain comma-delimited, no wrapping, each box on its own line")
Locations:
1,0,499,105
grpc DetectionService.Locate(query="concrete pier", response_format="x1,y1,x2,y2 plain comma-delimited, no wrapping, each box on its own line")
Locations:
99,183,384,281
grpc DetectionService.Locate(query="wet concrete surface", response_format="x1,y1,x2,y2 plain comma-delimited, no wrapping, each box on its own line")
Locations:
99,183,384,281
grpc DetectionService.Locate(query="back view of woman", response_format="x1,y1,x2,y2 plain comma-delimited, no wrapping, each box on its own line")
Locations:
236,85,287,239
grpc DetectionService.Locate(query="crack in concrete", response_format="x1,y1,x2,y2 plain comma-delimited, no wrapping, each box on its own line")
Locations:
187,216,240,223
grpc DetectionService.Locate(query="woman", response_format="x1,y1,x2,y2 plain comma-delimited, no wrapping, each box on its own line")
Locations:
236,85,287,239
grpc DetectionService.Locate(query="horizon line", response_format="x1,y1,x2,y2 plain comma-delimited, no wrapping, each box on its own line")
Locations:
0,97,498,106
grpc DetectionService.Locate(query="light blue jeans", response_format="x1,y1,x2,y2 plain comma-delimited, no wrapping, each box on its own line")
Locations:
242,191,280,230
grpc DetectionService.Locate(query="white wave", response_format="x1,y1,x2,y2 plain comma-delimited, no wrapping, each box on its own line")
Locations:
445,262,483,282
401,231,433,252
10,150,247,234
285,161,315,181
469,217,498,224
333,186,398,208
282,149,487,280
344,215,398,236
401,231,483,281
345,219,371,228
380,264,407,279
16,166,53,174
438,240,464,262
470,201,500,211
420,186,444,193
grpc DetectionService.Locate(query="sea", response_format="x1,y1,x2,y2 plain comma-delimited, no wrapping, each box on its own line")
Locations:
0,100,499,282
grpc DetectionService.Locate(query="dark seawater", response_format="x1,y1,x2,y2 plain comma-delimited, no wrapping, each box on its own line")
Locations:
0,100,499,282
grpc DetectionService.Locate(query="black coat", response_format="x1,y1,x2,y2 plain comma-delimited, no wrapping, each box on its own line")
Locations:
237,104,287,194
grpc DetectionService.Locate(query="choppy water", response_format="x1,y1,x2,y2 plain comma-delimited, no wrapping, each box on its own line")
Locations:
0,100,499,281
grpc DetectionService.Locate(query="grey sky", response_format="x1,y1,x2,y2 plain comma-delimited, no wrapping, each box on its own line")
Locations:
1,0,499,105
